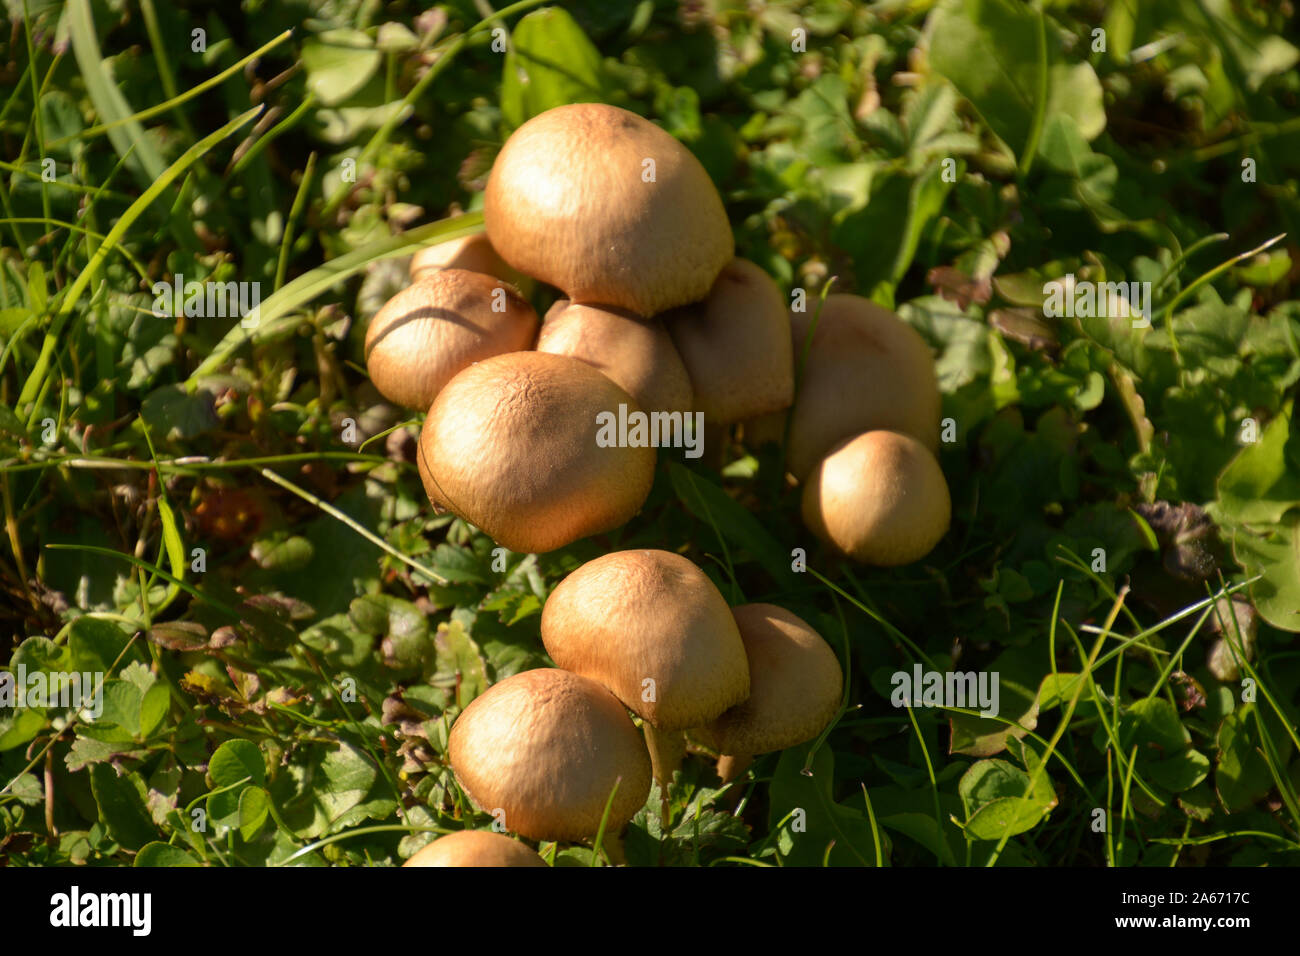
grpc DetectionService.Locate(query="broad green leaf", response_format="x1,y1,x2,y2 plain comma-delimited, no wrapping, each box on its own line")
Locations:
1233,520,1300,632
501,8,606,130
302,29,381,106
90,763,157,850
958,758,1056,840
1213,403,1300,526
768,744,889,866
134,842,201,867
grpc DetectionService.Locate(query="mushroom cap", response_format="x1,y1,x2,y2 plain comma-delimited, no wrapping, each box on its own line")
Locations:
409,233,526,289
786,295,941,480
665,259,794,424
448,668,652,843
537,301,693,414
484,103,733,316
364,269,539,411
403,830,548,867
801,430,951,566
540,549,750,730
700,604,843,756
419,351,656,553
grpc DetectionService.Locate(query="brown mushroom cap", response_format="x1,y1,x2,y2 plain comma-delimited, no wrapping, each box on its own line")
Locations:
364,269,539,411
484,103,733,316
409,233,526,288
419,351,656,553
786,295,941,480
540,549,750,730
801,430,951,566
403,830,548,867
699,604,842,756
537,301,693,414
448,668,652,843
665,259,794,424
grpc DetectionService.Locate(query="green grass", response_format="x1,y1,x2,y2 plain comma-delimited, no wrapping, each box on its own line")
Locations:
1,0,1299,868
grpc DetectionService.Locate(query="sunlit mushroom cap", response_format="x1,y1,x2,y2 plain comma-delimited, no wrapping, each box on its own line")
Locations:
403,830,547,867
364,269,538,411
699,604,842,756
540,549,750,730
448,668,652,843
786,295,940,480
419,352,656,553
485,103,733,316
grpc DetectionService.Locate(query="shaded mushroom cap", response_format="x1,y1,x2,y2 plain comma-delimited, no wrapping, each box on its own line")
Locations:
537,300,693,414
403,830,547,867
699,604,842,756
665,259,794,424
409,233,528,290
484,103,733,316
419,351,655,553
448,668,652,842
801,430,951,566
540,549,750,730
786,295,940,480
364,269,539,411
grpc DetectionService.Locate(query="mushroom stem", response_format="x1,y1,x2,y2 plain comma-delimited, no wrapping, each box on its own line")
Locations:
644,724,686,790
716,752,754,784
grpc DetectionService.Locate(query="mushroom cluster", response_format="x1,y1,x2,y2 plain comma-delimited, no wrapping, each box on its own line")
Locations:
370,102,951,864
436,550,842,863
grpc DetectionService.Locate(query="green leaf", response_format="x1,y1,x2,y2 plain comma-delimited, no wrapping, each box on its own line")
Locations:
501,8,606,130
238,786,272,841
209,738,266,789
928,0,1104,163
958,758,1056,840
433,620,488,710
134,842,201,867
250,533,315,572
1232,519,1300,632
140,384,219,441
768,744,889,866
302,29,381,106
1213,403,1300,526
90,763,157,850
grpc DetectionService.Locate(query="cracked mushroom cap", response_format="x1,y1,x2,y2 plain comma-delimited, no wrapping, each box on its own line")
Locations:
801,430,951,566
403,830,547,868
665,259,794,424
484,103,733,316
364,269,539,412
537,300,693,414
699,604,843,756
786,295,940,481
448,668,652,843
409,233,528,290
540,549,750,730
419,351,656,553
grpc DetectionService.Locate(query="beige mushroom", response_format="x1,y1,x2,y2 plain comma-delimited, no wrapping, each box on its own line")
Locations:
537,300,693,414
698,604,843,783
801,430,951,566
419,351,656,553
786,295,941,480
409,232,528,291
665,258,794,424
448,668,651,849
484,103,733,316
540,549,750,788
403,830,548,867
364,269,538,411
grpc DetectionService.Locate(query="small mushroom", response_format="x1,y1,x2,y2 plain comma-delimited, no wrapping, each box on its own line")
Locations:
364,269,538,411
409,232,529,291
697,604,843,783
537,300,693,414
801,430,951,566
403,830,548,867
419,351,656,553
448,668,651,848
485,103,734,316
540,549,750,788
1207,597,1258,682
786,295,941,481
665,258,794,423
